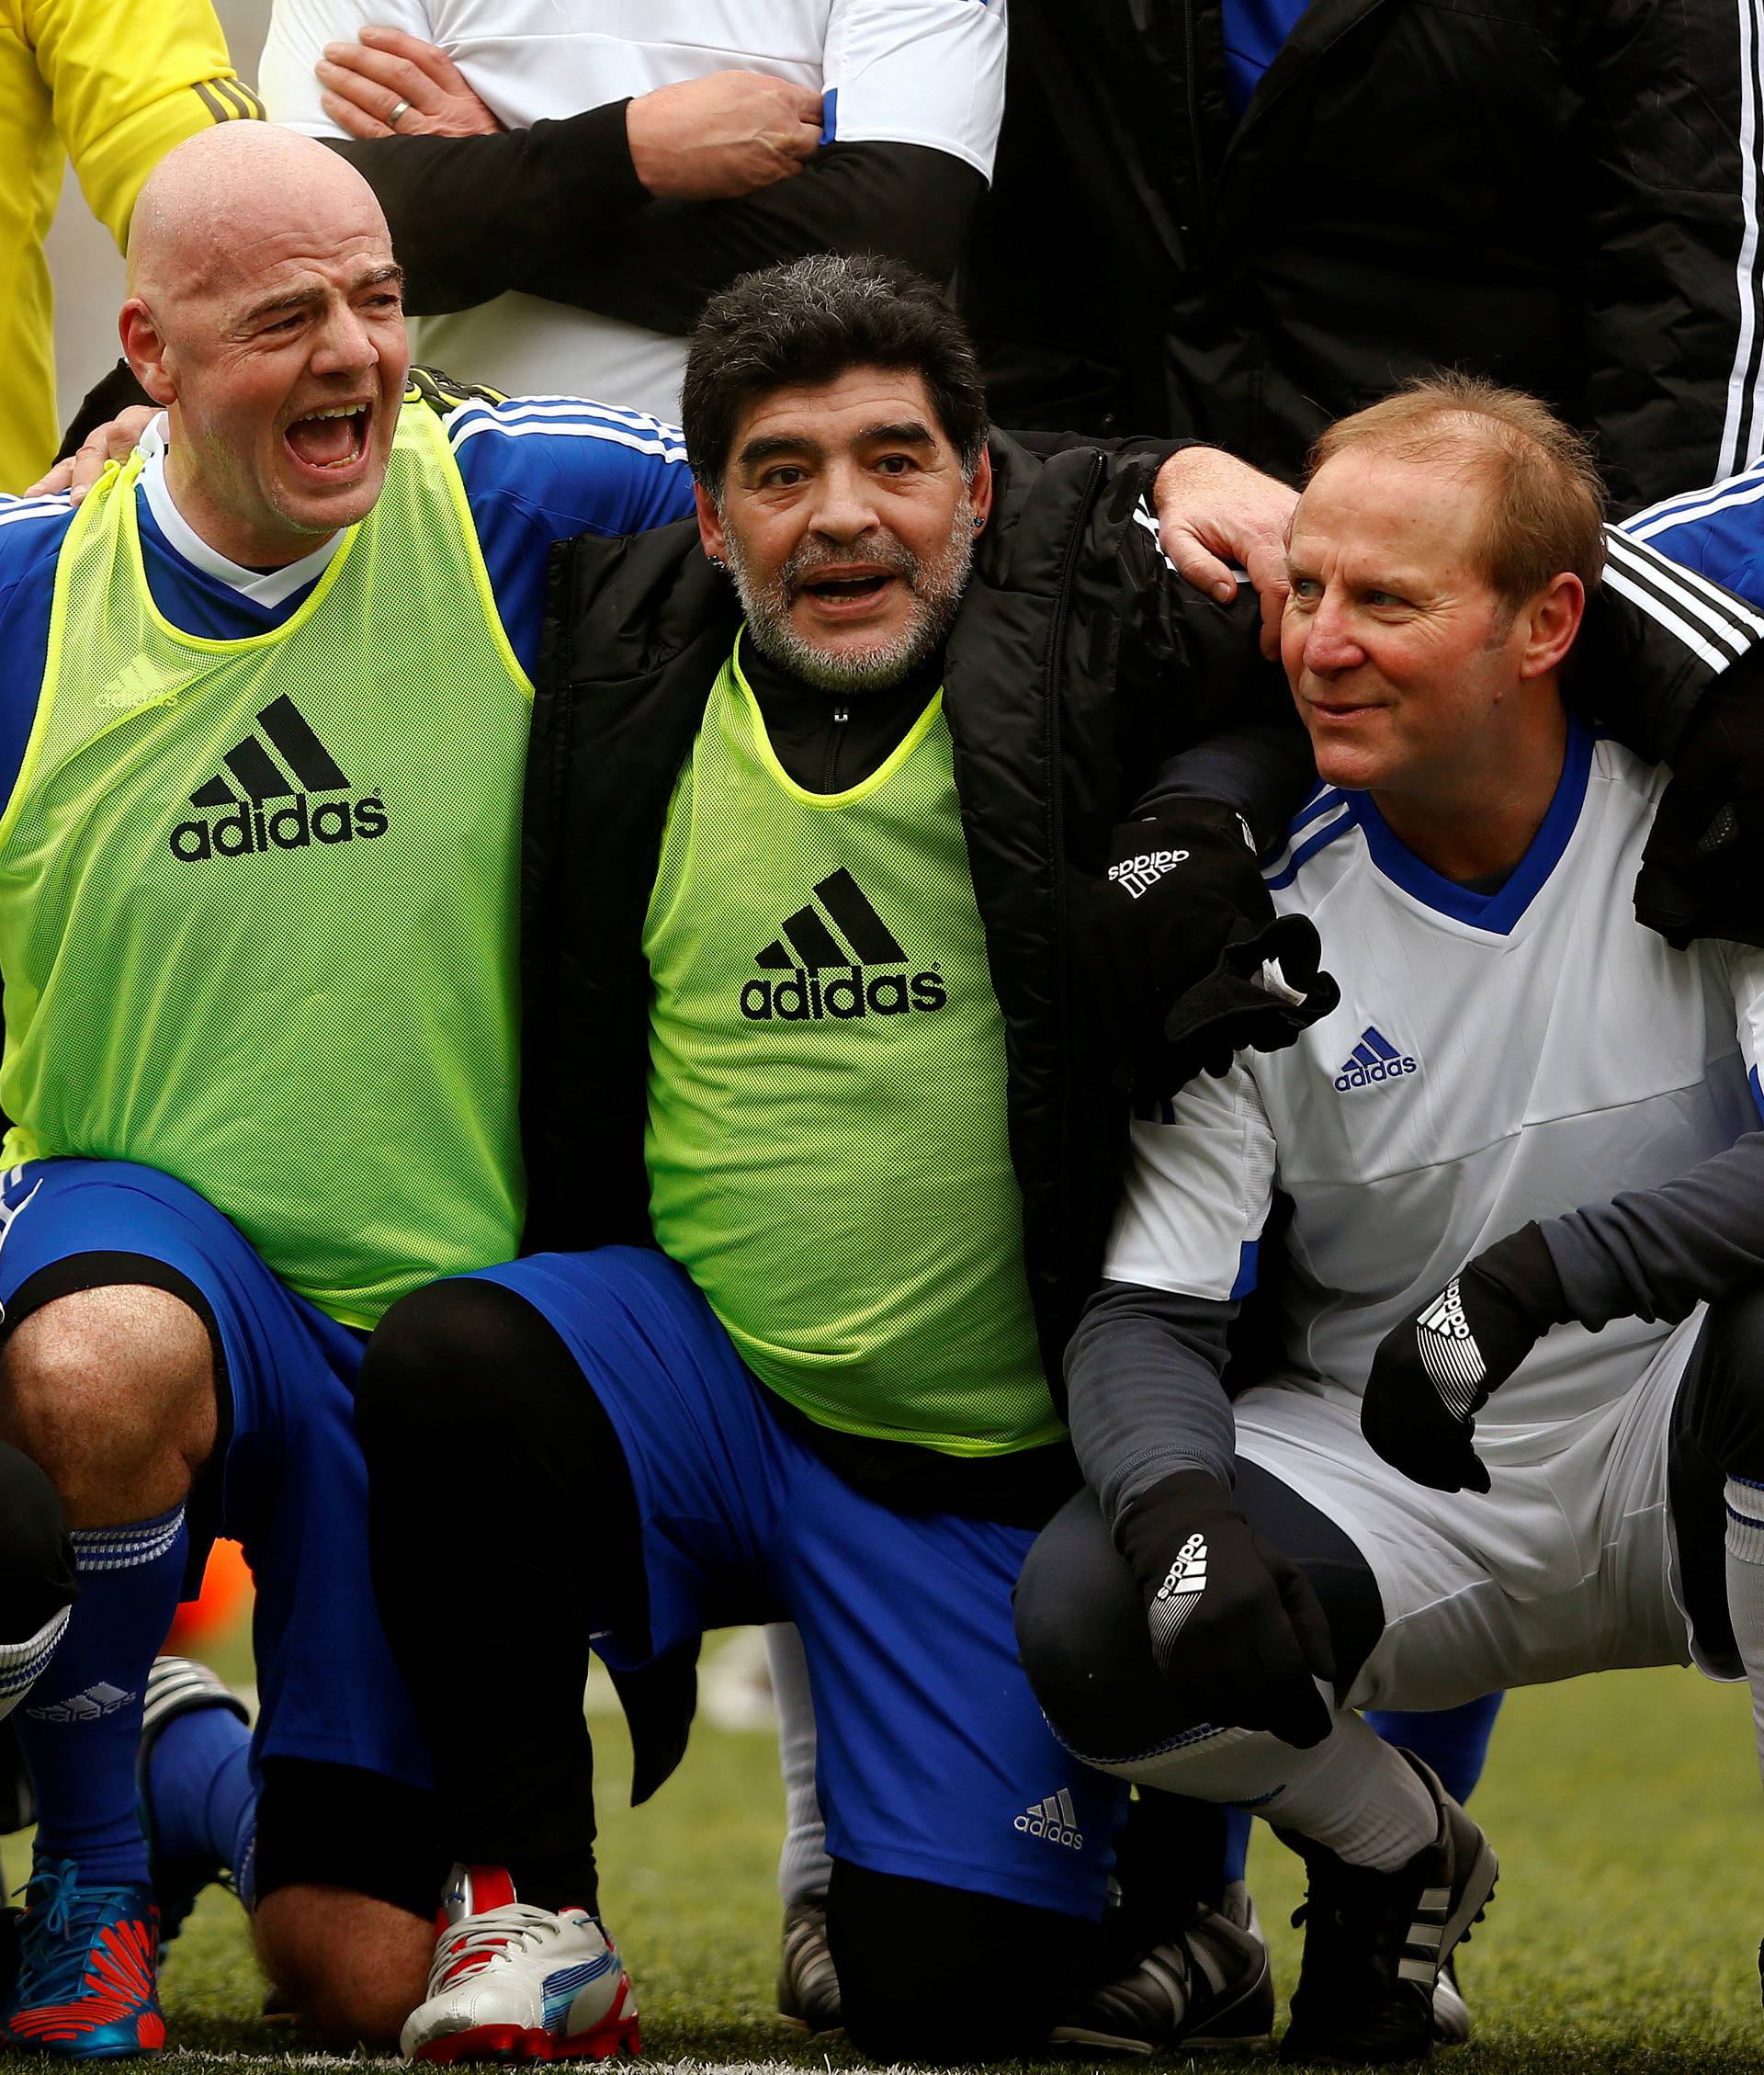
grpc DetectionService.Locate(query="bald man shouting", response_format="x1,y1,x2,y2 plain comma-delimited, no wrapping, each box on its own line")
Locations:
0,123,696,2055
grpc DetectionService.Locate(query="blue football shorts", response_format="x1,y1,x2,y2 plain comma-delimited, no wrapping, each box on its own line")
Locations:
0,1157,428,1792
470,1244,1126,1918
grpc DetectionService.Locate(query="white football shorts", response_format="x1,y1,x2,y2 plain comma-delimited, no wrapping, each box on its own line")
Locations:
1230,1309,1736,1713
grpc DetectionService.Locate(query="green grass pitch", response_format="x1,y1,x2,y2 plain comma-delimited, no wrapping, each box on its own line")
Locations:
6,1661,1761,2072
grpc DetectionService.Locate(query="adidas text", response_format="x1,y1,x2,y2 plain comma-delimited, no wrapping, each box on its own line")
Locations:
1334,1025,1419,1092
740,964,946,1022
1108,848,1189,900
26,1680,136,1723
97,657,179,712
1014,1789,1083,1851
96,686,177,714
170,792,386,861
1419,1280,1474,1343
1157,1530,1208,1603
167,695,380,864
1333,1053,1418,1092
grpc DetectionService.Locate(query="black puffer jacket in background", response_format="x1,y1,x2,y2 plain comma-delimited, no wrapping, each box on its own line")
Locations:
968,0,1764,512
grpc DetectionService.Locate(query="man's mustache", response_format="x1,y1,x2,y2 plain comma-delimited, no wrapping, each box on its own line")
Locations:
781,535,920,594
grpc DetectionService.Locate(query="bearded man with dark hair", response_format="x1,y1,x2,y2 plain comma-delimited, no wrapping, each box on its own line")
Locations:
353,250,1337,2067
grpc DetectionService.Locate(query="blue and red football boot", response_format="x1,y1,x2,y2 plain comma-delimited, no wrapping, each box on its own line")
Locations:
2,1860,164,2058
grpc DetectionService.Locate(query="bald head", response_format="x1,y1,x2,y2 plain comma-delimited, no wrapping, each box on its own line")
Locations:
117,123,410,570
128,125,389,305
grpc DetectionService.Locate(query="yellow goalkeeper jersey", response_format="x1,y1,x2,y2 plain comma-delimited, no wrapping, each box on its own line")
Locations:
0,0,261,493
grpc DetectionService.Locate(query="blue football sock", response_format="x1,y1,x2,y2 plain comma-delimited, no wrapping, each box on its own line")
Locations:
1364,1692,1505,1805
1221,1805,1252,1888
144,1700,256,1883
15,1505,188,1888
232,1790,259,1912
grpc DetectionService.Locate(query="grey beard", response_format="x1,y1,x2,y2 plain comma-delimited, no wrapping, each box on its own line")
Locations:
726,496,976,694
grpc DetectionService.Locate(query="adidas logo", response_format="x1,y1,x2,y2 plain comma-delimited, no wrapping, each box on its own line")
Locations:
1333,1025,1419,1092
1419,1280,1473,1344
1014,1787,1084,1851
97,656,180,714
1107,847,1189,900
1148,1530,1208,1660
739,867,946,1021
1416,1276,1487,1412
169,696,385,862
25,1680,135,1723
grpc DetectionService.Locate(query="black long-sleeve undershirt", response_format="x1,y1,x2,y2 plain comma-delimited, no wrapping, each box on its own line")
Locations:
323,103,647,317
324,121,983,329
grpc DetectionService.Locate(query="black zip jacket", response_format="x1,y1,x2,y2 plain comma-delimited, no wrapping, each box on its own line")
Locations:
968,0,1764,512
518,431,1288,1453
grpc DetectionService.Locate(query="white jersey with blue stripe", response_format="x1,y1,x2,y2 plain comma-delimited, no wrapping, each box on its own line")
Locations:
1105,719,1764,1449
0,391,694,807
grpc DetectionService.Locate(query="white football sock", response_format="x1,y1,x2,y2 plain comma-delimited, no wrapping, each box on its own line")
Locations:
767,1623,831,1906
1108,1706,1439,1872
0,1604,71,1723
1723,1477,1764,1781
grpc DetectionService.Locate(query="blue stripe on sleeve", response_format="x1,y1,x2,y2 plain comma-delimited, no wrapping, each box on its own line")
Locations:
1623,459,1764,540
449,397,696,681
1751,1063,1763,1124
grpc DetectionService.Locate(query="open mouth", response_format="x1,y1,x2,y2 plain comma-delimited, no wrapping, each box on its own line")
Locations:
283,402,372,474
797,571,896,610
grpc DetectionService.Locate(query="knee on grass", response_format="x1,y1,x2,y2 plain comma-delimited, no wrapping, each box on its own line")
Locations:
253,1883,433,2049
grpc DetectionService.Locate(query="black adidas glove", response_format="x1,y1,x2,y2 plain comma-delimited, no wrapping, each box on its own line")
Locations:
1361,1225,1568,1494
1117,1469,1337,1748
1073,799,1271,1095
1634,656,1764,949
1073,799,1339,1098
1159,910,1340,1086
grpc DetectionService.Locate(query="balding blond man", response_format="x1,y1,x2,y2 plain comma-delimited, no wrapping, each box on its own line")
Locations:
0,121,696,2055
1019,381,1764,2060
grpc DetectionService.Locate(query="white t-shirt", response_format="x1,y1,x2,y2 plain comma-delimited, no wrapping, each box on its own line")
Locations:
259,0,1008,419
1106,720,1764,1452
